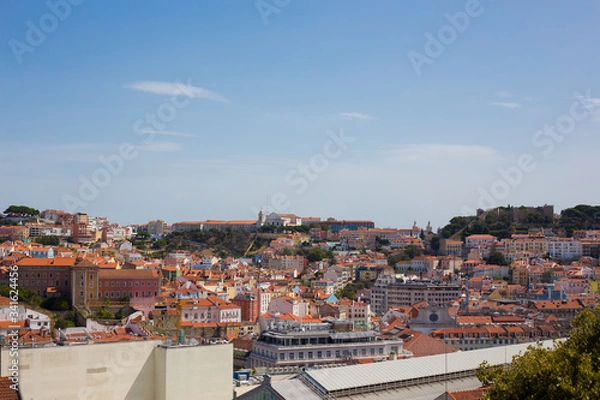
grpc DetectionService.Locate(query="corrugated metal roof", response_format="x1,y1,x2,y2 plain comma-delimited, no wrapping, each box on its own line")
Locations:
271,380,322,400
335,376,482,400
305,340,558,393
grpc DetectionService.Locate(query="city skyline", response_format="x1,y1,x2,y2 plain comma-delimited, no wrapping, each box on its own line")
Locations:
2,1,600,231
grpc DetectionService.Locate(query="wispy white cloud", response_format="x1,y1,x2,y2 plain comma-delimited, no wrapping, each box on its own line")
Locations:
124,80,230,103
135,128,200,138
382,144,499,163
495,91,512,98
49,143,107,152
579,97,600,109
139,141,184,152
338,112,376,120
490,102,522,109
574,95,600,122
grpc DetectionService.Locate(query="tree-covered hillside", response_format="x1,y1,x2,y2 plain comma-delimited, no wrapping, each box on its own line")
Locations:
558,205,600,236
439,205,599,239
164,228,266,257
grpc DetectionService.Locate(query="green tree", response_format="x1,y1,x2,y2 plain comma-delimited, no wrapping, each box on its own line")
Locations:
54,312,77,329
34,236,60,246
430,235,441,252
404,245,423,260
41,296,70,311
541,270,553,283
136,231,151,239
478,307,600,399
335,287,357,300
388,253,404,266
304,247,328,262
376,237,391,246
93,307,115,319
152,239,167,249
0,286,42,307
3,205,40,216
485,251,510,266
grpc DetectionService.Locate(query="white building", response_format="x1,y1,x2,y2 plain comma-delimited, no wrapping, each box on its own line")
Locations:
337,299,371,328
545,238,582,259
264,212,302,227
465,234,496,248
250,322,406,372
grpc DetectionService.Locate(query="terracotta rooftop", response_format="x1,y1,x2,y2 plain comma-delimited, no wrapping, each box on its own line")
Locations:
397,328,459,358
16,257,76,267
0,377,19,400
446,386,488,400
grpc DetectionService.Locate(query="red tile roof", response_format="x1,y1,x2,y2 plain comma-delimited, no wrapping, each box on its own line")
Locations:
447,386,488,400
16,257,76,267
0,377,19,400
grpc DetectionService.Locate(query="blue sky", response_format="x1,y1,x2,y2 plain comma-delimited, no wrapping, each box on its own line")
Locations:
1,1,600,229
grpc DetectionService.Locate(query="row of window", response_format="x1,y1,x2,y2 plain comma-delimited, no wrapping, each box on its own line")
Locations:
260,347,386,361
99,281,157,288
24,280,68,287
182,311,240,320
102,291,157,298
24,272,67,280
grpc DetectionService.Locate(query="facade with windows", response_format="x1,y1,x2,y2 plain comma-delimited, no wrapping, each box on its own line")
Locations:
98,269,161,299
372,275,462,315
14,257,99,306
249,322,406,371
179,297,242,324
545,238,582,259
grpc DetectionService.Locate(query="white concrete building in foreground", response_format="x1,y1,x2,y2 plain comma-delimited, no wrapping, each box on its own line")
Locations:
0,340,233,400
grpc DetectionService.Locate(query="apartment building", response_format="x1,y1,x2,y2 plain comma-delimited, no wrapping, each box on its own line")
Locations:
72,213,94,245
465,234,496,248
232,290,259,322
262,255,306,271
545,238,582,259
440,239,463,256
371,274,462,315
180,297,242,324
431,326,518,351
325,219,375,234
0,226,29,241
337,299,372,329
500,236,547,258
27,224,72,238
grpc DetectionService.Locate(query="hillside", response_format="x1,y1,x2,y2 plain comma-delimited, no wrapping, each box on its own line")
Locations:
439,204,600,240
164,228,267,257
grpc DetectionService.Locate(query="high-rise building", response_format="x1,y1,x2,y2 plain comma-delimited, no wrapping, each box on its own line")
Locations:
72,212,93,245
